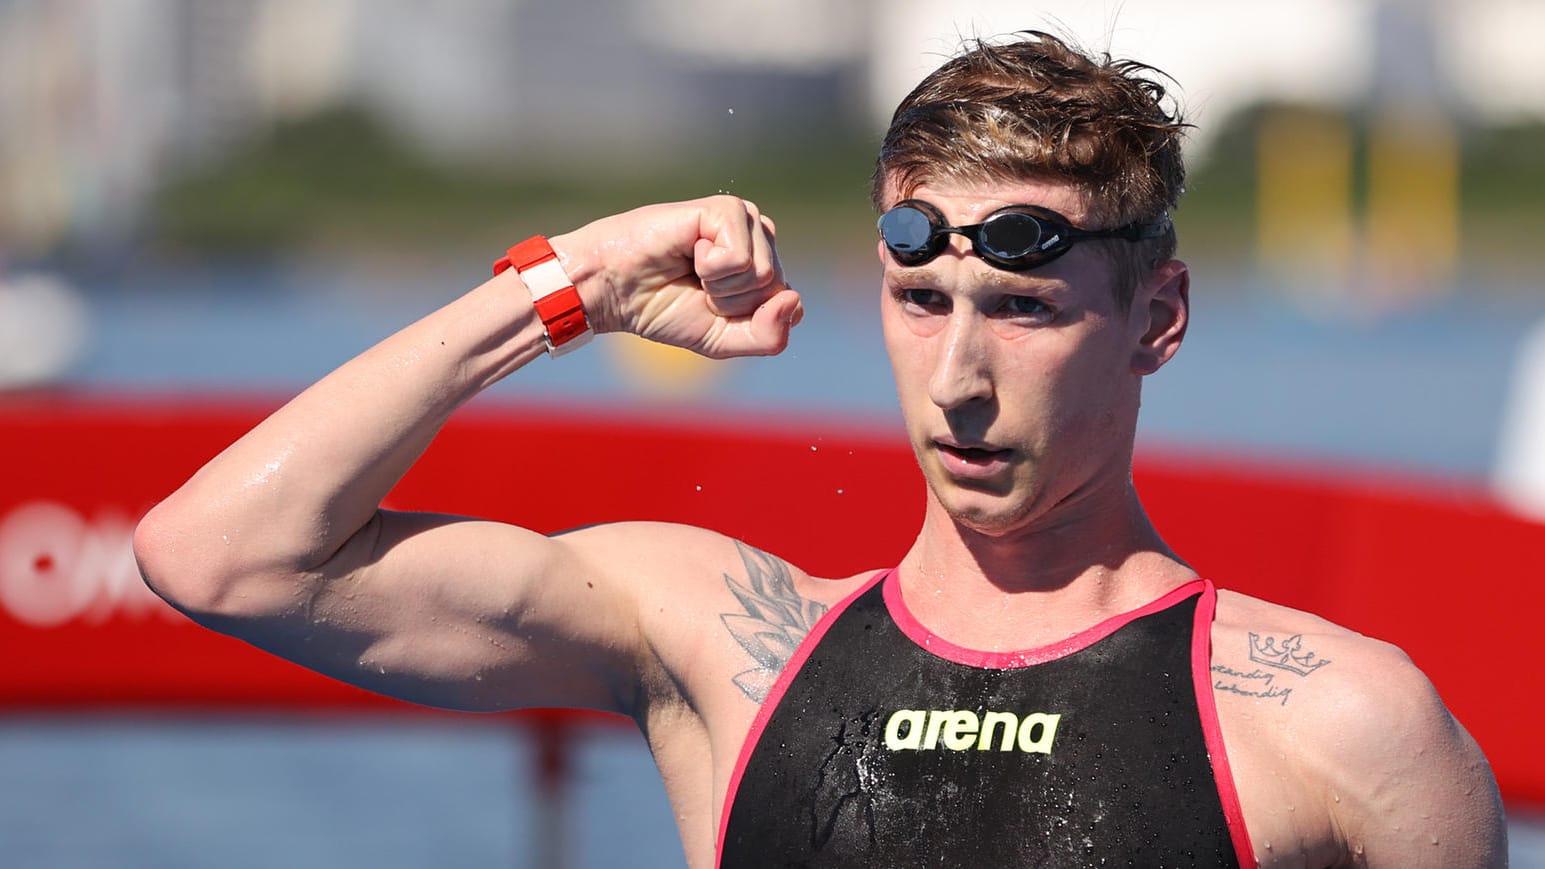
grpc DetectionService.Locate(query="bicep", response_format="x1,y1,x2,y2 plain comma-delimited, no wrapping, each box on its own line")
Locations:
206,510,647,715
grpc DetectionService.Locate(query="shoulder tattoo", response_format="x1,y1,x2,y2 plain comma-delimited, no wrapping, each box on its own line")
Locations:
1211,632,1333,707
719,541,828,703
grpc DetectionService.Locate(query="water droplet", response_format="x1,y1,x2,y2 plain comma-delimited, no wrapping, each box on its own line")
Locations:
695,485,703,492
377,666,386,675
727,107,735,115
836,489,844,495
810,445,818,452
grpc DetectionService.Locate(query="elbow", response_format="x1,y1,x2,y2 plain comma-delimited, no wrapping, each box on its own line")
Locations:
133,502,206,616
133,501,251,620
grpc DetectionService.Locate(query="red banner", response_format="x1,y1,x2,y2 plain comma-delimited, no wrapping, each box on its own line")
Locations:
2,393,1540,805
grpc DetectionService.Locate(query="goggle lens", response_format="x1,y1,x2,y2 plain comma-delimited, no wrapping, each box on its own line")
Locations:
882,205,937,256
977,212,1044,260
877,199,1166,272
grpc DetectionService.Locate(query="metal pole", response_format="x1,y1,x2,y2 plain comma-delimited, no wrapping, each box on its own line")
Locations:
525,713,572,869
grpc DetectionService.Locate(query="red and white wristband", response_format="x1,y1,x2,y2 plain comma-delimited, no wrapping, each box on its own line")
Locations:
493,236,592,356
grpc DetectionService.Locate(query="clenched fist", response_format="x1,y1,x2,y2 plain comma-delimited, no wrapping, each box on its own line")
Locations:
549,195,803,359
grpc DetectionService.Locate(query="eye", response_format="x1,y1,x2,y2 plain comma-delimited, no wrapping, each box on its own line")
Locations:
897,288,948,311
1000,295,1051,318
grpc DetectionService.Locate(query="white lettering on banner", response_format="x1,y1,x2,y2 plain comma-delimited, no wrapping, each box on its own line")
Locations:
0,500,174,627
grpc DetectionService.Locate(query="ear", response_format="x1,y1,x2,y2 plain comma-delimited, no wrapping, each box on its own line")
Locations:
1129,259,1189,376
876,237,889,267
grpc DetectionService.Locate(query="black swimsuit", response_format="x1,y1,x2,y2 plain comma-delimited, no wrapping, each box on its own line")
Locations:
717,572,1253,867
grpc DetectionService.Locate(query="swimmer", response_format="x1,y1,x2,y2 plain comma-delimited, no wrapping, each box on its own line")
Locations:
135,32,1506,867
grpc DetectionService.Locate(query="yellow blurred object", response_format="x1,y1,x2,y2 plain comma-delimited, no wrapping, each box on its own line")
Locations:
1364,106,1460,296
606,333,724,398
1256,108,1355,290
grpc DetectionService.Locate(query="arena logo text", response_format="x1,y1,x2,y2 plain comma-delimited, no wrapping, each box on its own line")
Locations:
883,708,1062,753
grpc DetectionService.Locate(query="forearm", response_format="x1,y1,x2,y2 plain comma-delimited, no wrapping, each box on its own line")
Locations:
139,268,549,595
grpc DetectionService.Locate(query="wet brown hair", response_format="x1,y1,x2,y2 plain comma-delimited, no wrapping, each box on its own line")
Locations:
872,32,1189,304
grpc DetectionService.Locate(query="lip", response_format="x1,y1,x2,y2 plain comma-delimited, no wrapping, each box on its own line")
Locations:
934,440,1014,479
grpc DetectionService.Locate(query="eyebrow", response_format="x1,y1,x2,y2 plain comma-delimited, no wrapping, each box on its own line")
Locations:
885,265,1071,294
883,264,947,285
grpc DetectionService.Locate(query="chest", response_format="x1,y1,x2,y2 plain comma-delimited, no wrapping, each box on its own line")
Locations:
716,582,1245,867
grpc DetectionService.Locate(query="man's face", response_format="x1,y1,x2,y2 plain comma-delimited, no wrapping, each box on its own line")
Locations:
878,178,1183,537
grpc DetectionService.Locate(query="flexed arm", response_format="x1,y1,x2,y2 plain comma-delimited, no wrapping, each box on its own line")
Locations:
133,196,802,714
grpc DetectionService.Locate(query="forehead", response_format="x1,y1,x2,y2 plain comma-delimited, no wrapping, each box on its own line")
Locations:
881,176,1094,226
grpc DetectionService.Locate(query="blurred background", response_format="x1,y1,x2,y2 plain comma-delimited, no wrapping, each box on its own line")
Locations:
2,0,1543,866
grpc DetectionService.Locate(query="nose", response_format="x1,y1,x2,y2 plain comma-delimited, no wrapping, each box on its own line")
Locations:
927,310,994,410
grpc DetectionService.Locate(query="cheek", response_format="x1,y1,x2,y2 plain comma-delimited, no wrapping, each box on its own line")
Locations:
1045,336,1138,432
885,341,932,408
1001,334,1122,425
880,304,924,381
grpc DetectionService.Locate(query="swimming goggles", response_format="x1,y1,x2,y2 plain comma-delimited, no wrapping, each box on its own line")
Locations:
877,198,1170,271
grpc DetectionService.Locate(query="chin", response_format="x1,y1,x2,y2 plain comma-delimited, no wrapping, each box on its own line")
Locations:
951,508,1035,537
932,484,1040,537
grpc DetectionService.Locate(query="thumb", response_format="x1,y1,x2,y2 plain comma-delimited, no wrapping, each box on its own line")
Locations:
701,289,804,358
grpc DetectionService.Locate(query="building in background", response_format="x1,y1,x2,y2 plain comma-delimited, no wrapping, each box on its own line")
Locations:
0,0,1541,261
0,0,873,257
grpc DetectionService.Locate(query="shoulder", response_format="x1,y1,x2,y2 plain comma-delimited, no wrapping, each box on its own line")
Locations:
1211,589,1457,749
556,520,863,603
1210,589,1399,704
1211,589,1506,866
1211,589,1435,714
561,519,875,695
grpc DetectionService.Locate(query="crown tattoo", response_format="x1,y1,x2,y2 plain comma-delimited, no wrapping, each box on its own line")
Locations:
1248,632,1332,676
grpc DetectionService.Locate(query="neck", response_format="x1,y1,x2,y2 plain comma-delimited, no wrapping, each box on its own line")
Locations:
898,481,1195,640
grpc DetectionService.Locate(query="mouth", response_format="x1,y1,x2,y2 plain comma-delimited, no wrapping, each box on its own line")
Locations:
940,443,1006,461
934,440,1014,471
